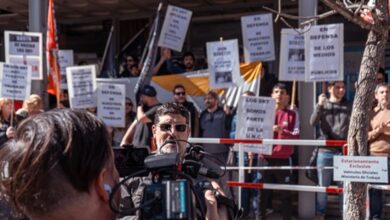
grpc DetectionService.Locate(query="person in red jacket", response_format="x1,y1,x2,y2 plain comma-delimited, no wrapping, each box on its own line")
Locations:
259,83,299,220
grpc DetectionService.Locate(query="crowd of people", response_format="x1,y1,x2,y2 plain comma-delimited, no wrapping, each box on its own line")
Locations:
0,47,389,219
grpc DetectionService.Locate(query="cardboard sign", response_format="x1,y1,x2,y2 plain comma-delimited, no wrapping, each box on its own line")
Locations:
0,62,31,100
97,83,126,128
66,65,97,109
158,5,192,52
241,13,275,62
334,156,388,183
233,96,275,155
305,24,344,82
4,31,43,80
279,29,305,81
58,50,74,89
206,39,241,89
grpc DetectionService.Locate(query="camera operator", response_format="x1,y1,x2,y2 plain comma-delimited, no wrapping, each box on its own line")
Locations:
119,103,229,220
0,109,120,220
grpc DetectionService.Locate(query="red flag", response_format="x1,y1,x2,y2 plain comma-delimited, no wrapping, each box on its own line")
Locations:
46,0,61,106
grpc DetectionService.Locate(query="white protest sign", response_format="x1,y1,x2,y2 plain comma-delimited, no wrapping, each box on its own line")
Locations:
58,50,74,89
334,156,388,183
241,13,275,62
279,29,305,81
66,65,97,109
206,39,241,89
233,96,275,155
305,23,344,82
158,5,192,52
0,62,31,100
4,31,43,80
97,83,126,128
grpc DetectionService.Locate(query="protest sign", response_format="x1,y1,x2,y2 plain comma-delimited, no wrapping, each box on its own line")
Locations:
66,65,97,109
241,13,275,62
158,5,192,52
334,156,388,183
305,23,344,82
279,29,305,81
97,83,126,128
0,62,31,100
206,39,241,89
58,50,74,89
4,31,43,80
233,96,275,155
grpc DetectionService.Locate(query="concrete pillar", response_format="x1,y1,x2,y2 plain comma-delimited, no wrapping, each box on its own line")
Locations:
29,0,48,107
298,0,317,219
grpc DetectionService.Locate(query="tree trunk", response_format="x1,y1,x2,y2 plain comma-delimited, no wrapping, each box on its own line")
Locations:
344,29,389,219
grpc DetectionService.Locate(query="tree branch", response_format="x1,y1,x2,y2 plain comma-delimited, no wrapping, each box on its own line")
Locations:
320,0,381,32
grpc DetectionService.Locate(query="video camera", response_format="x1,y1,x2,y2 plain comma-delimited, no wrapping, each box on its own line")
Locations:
110,141,239,220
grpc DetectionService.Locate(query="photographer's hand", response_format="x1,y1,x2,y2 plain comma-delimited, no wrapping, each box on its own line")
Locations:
204,181,229,220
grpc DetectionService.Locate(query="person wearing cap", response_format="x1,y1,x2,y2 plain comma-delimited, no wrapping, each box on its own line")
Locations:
121,85,161,150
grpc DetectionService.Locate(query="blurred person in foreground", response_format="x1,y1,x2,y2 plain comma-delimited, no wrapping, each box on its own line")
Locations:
0,109,120,220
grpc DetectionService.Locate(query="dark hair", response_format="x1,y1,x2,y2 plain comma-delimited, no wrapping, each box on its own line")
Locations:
272,83,288,94
126,54,138,63
378,67,385,74
327,81,344,86
243,90,255,96
182,52,195,61
172,84,185,93
205,90,219,100
154,103,190,124
0,109,112,216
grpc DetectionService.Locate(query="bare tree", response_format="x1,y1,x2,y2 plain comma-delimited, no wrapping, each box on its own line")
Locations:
266,0,390,219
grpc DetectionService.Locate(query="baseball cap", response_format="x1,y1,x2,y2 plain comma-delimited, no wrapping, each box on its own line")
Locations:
141,85,157,97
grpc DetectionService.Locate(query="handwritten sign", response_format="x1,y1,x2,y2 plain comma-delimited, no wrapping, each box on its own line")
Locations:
241,13,275,62
305,24,344,82
97,83,126,128
4,31,43,80
66,65,97,109
233,96,275,155
279,29,305,81
206,39,240,89
58,50,74,89
158,5,192,52
0,62,31,100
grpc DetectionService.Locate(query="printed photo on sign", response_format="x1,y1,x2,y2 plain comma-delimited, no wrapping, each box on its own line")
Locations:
97,83,126,128
158,5,192,52
279,29,305,81
4,31,43,80
58,50,74,89
304,23,344,82
0,62,32,101
241,13,275,62
66,65,97,109
206,39,240,89
233,96,275,155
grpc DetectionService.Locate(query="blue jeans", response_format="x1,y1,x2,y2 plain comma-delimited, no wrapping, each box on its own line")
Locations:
316,150,342,216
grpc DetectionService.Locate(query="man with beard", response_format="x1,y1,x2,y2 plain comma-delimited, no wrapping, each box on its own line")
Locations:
181,52,196,72
199,90,231,163
120,103,229,220
368,83,390,220
172,84,199,137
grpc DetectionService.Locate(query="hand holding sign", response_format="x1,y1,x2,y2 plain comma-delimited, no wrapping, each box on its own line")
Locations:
318,93,327,106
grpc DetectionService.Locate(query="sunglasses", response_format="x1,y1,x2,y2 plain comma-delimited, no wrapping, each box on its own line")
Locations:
157,123,187,132
126,102,132,106
174,92,186,96
127,59,134,62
